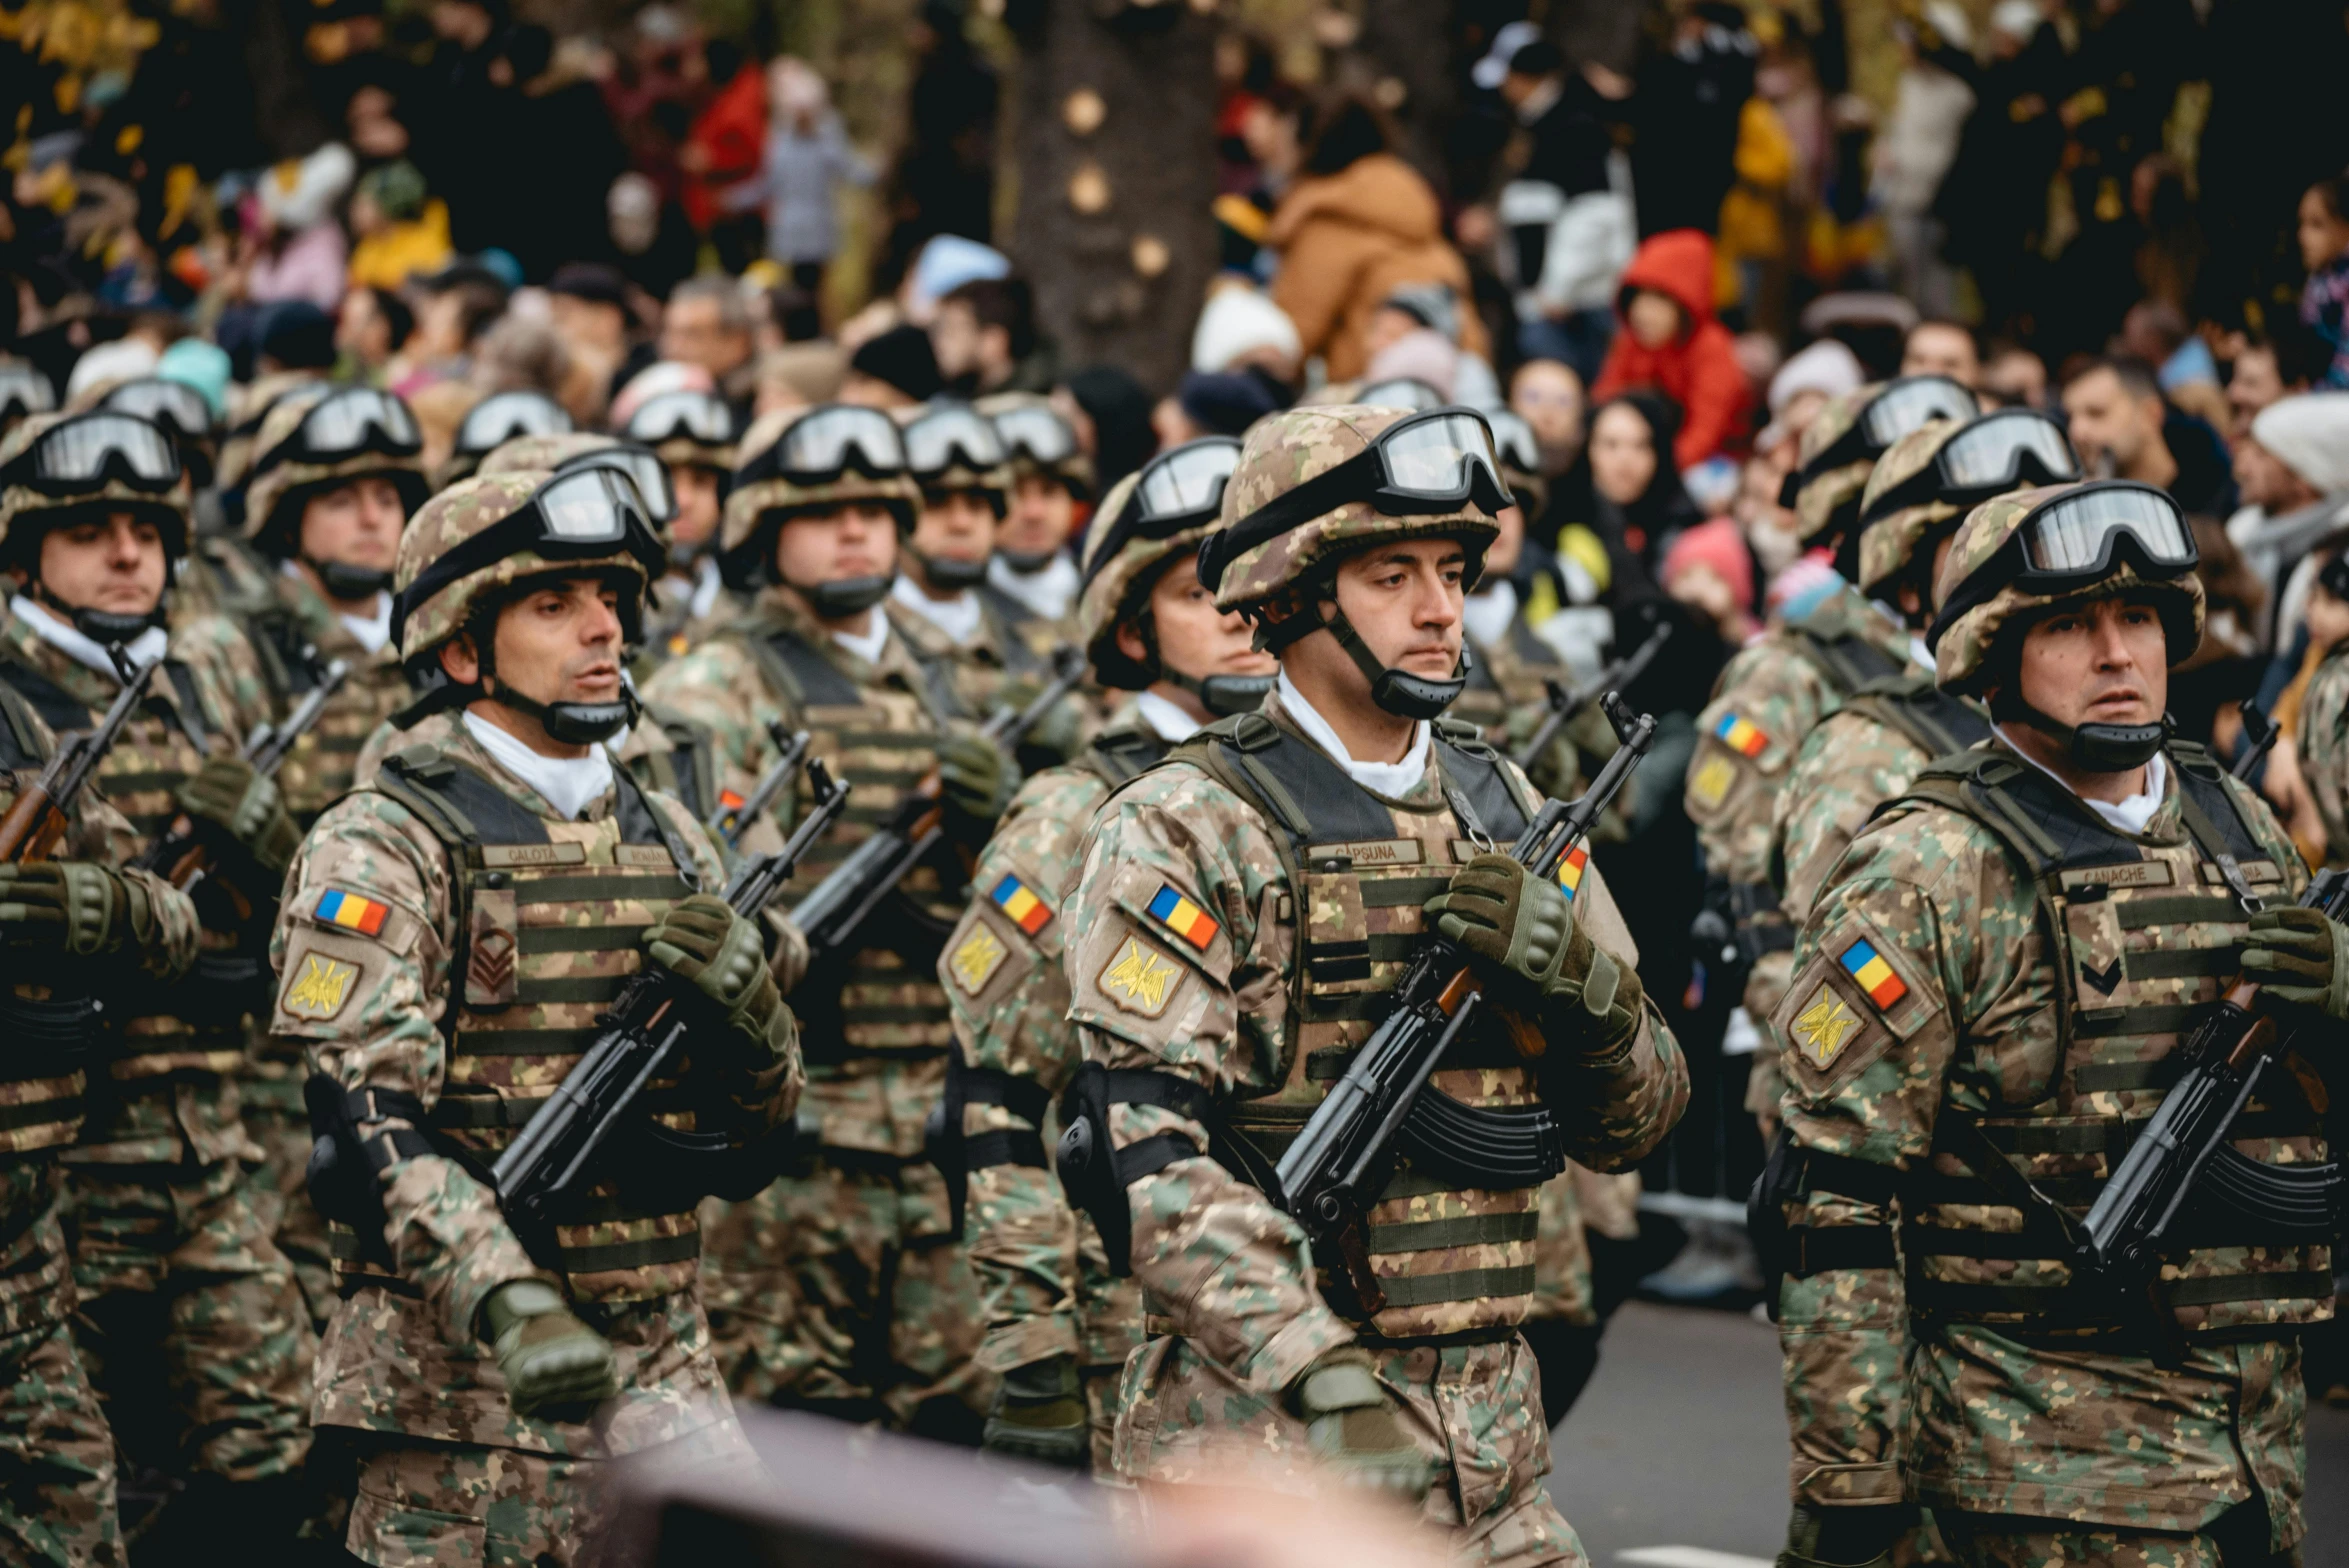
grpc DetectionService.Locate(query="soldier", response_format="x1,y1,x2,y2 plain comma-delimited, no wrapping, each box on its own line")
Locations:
640,403,1017,1437
1757,409,2078,1135
1060,405,1689,1563
1684,376,1976,1117
1767,480,2332,1568
436,388,574,488
271,466,801,1565
2296,546,2349,868
620,388,740,659
0,684,201,1565
0,410,315,1542
937,438,1270,1469
978,395,1092,629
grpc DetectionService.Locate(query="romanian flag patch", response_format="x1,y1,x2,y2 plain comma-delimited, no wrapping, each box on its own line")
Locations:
717,788,745,813
1839,938,1908,1009
1555,845,1589,902
314,889,389,937
1713,712,1770,759
990,874,1052,935
1145,884,1220,951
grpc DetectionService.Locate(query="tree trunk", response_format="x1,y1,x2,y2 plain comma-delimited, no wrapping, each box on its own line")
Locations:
1006,0,1218,398
1343,0,1460,195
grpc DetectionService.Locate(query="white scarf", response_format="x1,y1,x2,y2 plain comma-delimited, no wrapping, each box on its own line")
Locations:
1463,580,1519,650
1998,726,2169,837
463,709,615,821
13,599,169,680
986,552,1080,623
1277,669,1429,796
890,573,984,645
1135,689,1204,743
283,561,393,652
830,608,890,665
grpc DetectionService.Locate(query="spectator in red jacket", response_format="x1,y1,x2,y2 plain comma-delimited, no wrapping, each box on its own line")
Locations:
681,39,768,273
1591,228,1752,468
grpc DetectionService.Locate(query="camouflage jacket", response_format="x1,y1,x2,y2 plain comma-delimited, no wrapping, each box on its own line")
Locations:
1066,693,1687,1390
885,583,1053,723
268,708,797,1457
2297,641,2349,867
1771,737,2318,1540
248,570,415,830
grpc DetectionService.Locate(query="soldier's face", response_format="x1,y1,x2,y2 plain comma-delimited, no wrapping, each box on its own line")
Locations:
1123,548,1274,694
773,503,898,587
1318,538,1467,685
1001,476,1076,556
300,477,406,575
911,489,997,570
449,575,626,746
2009,595,2169,733
31,511,166,617
669,464,722,552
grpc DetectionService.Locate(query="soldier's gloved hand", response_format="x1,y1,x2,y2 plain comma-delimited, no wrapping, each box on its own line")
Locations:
176,755,300,875
980,1354,1088,1468
1428,853,1575,1001
998,677,1085,765
644,894,787,1065
1288,1347,1432,1498
480,1279,617,1422
0,860,149,957
2244,906,2349,1021
1776,1503,1912,1568
937,732,1019,838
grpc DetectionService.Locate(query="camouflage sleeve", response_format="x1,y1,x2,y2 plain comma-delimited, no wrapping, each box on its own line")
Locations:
68,787,202,981
1528,859,1691,1170
1685,641,1833,887
2298,653,2349,868
1065,768,1354,1396
170,611,280,744
1767,804,2026,1510
267,791,548,1344
943,765,1109,1372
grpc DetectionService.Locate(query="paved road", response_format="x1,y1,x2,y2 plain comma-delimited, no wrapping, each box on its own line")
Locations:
1550,1300,2349,1568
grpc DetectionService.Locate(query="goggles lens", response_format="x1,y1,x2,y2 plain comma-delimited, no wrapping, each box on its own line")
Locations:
560,448,675,524
774,406,906,479
992,404,1079,464
1356,378,1446,413
1379,411,1504,497
1861,377,1977,449
1940,411,2077,490
2019,484,2195,575
0,365,55,417
103,379,214,439
536,466,649,544
1484,409,1540,476
14,413,180,488
1136,439,1240,526
303,389,422,458
624,390,733,446
904,408,1005,477
458,391,570,454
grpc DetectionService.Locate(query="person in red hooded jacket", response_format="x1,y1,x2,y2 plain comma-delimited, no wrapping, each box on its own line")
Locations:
1591,229,1752,468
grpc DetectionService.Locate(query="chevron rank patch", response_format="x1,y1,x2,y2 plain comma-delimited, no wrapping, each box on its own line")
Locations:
1097,935,1184,1017
950,923,1009,995
280,953,361,1021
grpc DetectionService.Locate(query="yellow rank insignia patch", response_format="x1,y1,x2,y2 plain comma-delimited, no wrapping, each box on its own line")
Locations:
950,923,1009,995
282,953,360,1020
1098,936,1183,1017
1791,984,1861,1071
1689,754,1737,810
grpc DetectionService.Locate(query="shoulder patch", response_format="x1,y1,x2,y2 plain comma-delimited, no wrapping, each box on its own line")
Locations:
1713,712,1771,759
1097,935,1186,1017
1788,981,1864,1071
1555,844,1590,903
1145,883,1220,951
950,922,1010,995
281,951,362,1020
1688,753,1737,811
989,873,1053,935
1837,937,1909,1009
312,888,390,936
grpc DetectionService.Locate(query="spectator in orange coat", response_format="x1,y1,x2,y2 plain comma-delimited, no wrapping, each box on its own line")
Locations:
1591,228,1752,468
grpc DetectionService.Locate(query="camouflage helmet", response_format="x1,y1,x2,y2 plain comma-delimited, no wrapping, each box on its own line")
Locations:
896,401,1011,513
1929,481,2205,695
1788,376,1978,544
1856,422,1970,598
0,410,192,566
1857,409,2079,600
1787,384,1881,542
214,373,324,497
1200,404,1500,616
479,432,678,530
437,388,574,486
1077,437,1246,688
393,470,655,661
719,404,921,577
243,385,428,551
976,391,1093,498
619,388,737,474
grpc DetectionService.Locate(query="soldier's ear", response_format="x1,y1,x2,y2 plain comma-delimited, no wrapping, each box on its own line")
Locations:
439,631,480,685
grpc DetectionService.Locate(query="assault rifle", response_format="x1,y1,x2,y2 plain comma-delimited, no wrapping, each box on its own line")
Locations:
2080,867,2347,1338
0,650,161,865
1510,620,1670,771
709,722,807,850
1276,692,1658,1312
786,645,1085,964
2230,699,2280,782
493,755,852,1232
135,657,352,884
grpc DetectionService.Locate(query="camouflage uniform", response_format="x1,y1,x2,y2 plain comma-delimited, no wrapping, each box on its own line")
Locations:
1769,489,2328,1566
2296,641,2349,867
1066,408,1690,1566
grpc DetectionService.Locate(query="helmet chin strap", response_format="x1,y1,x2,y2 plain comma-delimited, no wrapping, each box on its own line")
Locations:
31,581,163,645
1137,613,1275,717
472,632,640,747
304,555,394,602
906,545,988,592
1995,688,2171,772
788,572,893,618
995,546,1059,575
1319,602,1471,722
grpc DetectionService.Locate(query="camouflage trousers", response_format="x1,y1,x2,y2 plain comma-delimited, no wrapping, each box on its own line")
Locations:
240,1067,336,1333
1113,1329,1586,1568
1937,1504,2299,1568
0,1311,119,1567
699,1152,994,1440
1074,1213,1140,1475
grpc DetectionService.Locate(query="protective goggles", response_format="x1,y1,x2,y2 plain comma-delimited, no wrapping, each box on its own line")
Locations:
1356,377,1447,413
1861,410,2079,523
1197,408,1509,591
1790,375,1978,492
553,443,675,525
902,406,1006,481
0,364,55,423
101,378,216,442
255,388,421,477
394,466,666,641
455,390,573,457
737,405,908,487
622,390,734,449
1081,437,1241,589
1484,408,1541,478
1929,481,2198,650
991,403,1080,466
0,411,182,495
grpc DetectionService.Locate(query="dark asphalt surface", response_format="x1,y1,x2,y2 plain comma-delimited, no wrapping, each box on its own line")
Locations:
1548,1300,2349,1567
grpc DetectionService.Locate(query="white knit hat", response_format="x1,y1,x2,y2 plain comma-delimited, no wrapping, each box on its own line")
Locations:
1190,285,1302,374
2252,392,2349,497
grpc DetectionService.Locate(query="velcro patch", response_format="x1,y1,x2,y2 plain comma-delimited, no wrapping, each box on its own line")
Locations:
1096,935,1185,1017
1788,982,1864,1072
1713,712,1770,758
1145,884,1220,951
280,952,362,1021
989,873,1052,935
313,888,388,936
1688,754,1737,811
949,922,1009,995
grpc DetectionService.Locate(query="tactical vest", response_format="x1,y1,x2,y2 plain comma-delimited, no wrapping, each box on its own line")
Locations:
0,685,88,1157
1837,672,1994,763
1074,723,1170,792
247,604,413,829
337,747,710,1304
1893,745,2334,1339
1179,713,1552,1339
745,625,956,1059
1785,625,1905,700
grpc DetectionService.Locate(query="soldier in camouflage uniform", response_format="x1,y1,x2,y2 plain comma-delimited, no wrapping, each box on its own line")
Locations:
1060,405,1689,1565
238,385,436,1327
640,403,1019,1438
977,394,1092,630
621,389,741,661
435,388,574,490
0,681,202,1566
1767,479,2333,1568
936,439,1271,1470
2294,546,2349,869
271,466,800,1565
0,411,317,1543
1758,411,2078,1136
1684,377,1976,1121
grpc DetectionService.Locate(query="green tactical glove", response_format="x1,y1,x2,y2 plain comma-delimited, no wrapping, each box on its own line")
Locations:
0,860,149,958
937,732,1020,837
176,755,300,876
1427,852,1576,999
643,894,786,1067
980,1353,1088,1468
480,1279,617,1422
1776,1503,1912,1568
997,677,1085,766
2243,905,2349,1022
1289,1347,1433,1498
